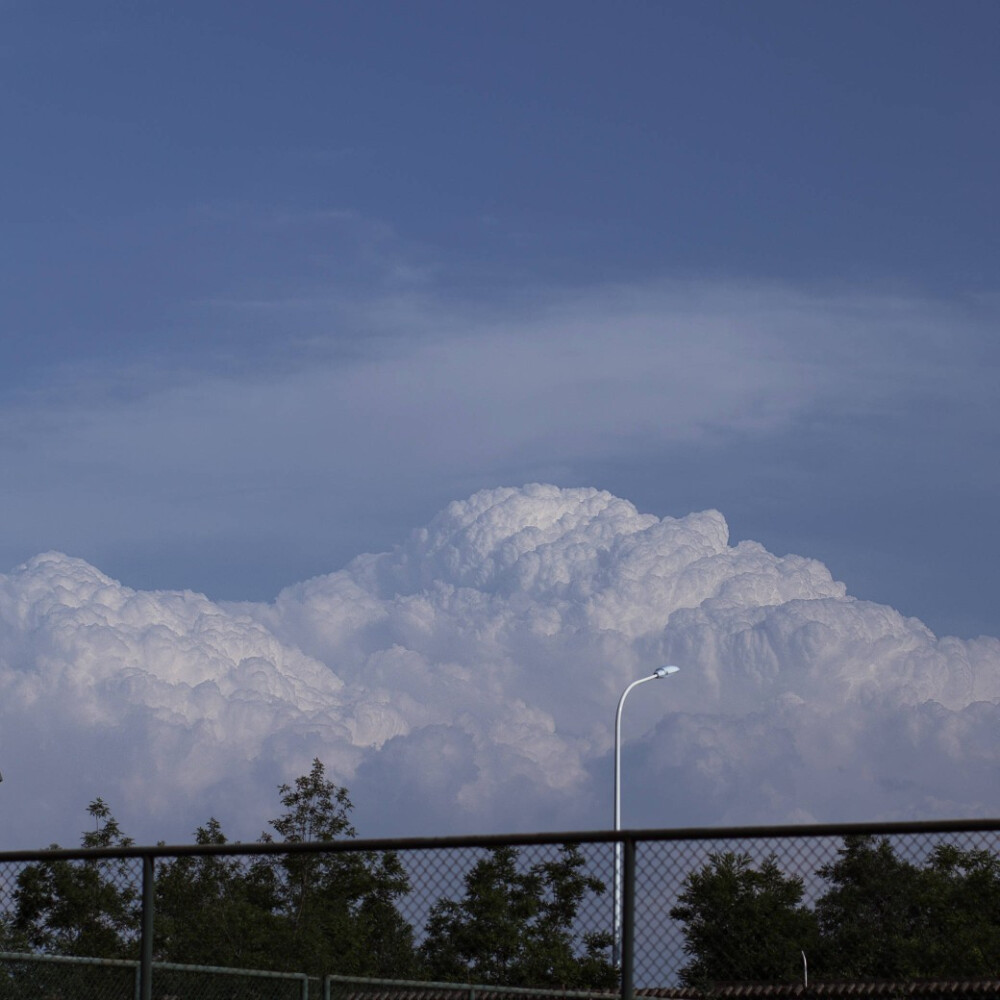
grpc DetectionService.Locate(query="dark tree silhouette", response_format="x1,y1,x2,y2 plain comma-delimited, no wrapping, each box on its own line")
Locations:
817,835,1000,980
670,851,818,988
420,844,616,989
13,799,139,957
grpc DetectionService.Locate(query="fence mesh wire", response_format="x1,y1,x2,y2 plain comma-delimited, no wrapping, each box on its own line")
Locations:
0,953,136,1000
152,964,307,1000
1,824,998,997
634,827,1000,989
0,853,143,957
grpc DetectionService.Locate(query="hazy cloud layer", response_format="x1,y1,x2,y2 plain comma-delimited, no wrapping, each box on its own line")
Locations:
1,278,997,639
1,485,997,848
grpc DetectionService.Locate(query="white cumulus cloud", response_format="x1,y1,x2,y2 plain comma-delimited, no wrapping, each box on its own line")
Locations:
0,485,997,848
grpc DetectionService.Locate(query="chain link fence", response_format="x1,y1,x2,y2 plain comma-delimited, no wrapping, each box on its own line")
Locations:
0,952,309,1000
0,952,138,1000
2,821,998,1000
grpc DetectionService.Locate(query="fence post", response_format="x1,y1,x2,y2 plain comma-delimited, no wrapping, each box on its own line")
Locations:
621,836,636,1000
140,853,154,1000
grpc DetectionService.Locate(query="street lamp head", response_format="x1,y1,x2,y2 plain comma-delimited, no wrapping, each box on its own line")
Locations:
652,665,680,679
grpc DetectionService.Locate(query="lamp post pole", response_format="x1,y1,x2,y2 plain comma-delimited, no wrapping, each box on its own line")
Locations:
613,665,680,968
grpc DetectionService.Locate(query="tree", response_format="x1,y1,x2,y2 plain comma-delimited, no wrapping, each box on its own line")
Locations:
918,843,1000,976
816,836,1000,980
252,758,416,977
670,851,818,988
12,799,139,957
159,761,418,977
15,764,415,976
419,844,617,989
155,818,283,969
815,835,928,980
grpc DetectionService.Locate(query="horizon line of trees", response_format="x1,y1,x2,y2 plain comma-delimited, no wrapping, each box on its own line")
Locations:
1,765,998,990
0,760,617,989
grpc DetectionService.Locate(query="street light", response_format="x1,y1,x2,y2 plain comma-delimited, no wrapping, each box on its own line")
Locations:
612,664,680,967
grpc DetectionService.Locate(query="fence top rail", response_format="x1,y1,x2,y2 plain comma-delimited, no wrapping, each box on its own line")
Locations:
1,817,998,864
0,951,307,981
153,961,307,980
0,951,139,969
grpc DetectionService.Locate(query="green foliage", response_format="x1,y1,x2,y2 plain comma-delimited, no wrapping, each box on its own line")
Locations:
12,799,139,957
673,836,1000,987
419,844,617,989
7,763,414,978
155,818,284,969
817,836,1000,980
9,786,1000,991
670,852,818,987
920,843,1000,975
252,759,415,977
816,835,926,979
157,759,415,978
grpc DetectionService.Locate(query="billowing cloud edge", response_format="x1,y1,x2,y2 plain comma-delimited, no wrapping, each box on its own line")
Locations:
1,485,997,848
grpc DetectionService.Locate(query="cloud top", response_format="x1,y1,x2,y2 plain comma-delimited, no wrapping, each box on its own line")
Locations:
1,486,997,848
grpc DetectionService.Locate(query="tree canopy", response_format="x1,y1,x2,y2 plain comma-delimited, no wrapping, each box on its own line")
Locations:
5,796,999,991
816,835,1000,980
3,772,613,988
156,759,414,978
419,844,617,989
669,851,817,987
671,834,1000,988
7,762,414,978
12,798,139,957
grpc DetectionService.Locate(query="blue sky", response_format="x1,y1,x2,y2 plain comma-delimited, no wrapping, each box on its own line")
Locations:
2,1,999,638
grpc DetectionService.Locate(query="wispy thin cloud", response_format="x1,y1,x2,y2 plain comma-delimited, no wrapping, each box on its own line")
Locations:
1,273,996,626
